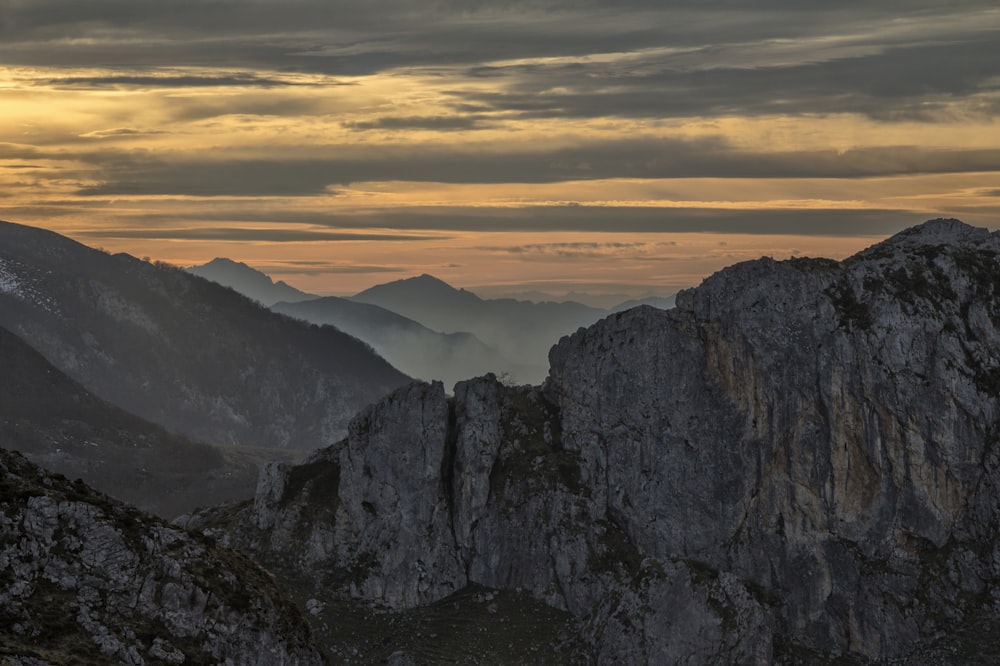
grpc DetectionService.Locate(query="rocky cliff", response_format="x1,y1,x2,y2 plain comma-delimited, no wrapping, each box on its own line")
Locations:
0,448,323,665
189,219,1000,663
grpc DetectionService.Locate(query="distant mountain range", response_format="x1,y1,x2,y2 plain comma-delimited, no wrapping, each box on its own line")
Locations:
609,294,678,312
0,220,410,450
271,296,535,389
188,260,676,385
351,274,609,381
473,287,680,310
0,326,297,519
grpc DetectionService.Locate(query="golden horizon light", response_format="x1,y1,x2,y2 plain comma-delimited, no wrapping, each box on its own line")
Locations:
2,2,999,297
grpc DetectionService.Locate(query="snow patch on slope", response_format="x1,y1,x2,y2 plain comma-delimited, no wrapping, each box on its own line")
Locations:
0,258,22,297
0,257,60,315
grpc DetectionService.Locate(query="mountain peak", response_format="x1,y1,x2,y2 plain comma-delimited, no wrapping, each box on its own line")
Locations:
203,256,250,269
406,273,460,290
186,257,316,306
353,273,479,303
882,217,992,247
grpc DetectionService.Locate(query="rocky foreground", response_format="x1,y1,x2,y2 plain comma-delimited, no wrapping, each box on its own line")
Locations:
0,448,323,665
188,219,1000,663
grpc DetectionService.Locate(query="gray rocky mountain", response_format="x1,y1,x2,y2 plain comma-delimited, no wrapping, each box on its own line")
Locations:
187,219,1000,663
0,325,298,519
351,274,608,384
186,257,318,306
0,447,323,665
0,220,410,450
272,296,535,388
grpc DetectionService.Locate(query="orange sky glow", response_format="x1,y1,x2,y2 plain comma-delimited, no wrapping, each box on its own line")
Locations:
1,3,998,298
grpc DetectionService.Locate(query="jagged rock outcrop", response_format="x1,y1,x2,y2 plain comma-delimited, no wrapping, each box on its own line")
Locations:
0,448,323,665
191,219,1000,663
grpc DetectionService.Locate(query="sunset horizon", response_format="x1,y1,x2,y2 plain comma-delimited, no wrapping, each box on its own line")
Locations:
2,1,998,296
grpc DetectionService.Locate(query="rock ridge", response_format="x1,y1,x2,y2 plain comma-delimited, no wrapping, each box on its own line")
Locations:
192,218,1000,663
0,448,323,665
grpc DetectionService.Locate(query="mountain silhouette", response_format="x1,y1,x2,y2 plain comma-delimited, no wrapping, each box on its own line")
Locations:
609,294,677,312
0,220,410,450
187,257,317,306
352,274,608,382
273,296,532,388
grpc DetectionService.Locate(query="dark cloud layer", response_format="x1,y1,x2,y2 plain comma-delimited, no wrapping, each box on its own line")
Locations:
332,206,918,236
74,227,448,243
42,74,314,89
454,38,1000,121
67,141,1000,196
3,1,997,122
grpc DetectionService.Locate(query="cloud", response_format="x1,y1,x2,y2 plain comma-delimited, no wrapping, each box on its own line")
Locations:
5,5,998,162
79,128,171,139
3,0,998,274
342,116,491,131
260,262,410,276
43,73,316,89
498,241,653,258
68,140,1000,197
273,205,921,236
451,37,1000,122
73,227,450,242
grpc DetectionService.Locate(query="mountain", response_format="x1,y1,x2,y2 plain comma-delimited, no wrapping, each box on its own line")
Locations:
352,274,608,383
0,219,410,450
0,448,323,664
189,219,1000,662
609,294,677,312
468,287,679,309
190,261,673,385
273,296,533,388
0,325,298,519
186,257,317,306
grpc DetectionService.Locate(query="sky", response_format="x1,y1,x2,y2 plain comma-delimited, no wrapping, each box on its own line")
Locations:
1,0,999,299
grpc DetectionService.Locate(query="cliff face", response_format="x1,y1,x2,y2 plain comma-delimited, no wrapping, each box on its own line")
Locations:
194,219,1000,663
547,218,1000,660
0,449,323,665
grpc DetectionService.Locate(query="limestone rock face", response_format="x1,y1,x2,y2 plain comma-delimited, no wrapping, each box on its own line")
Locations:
334,381,464,607
196,219,1000,663
0,448,323,665
548,218,1000,659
